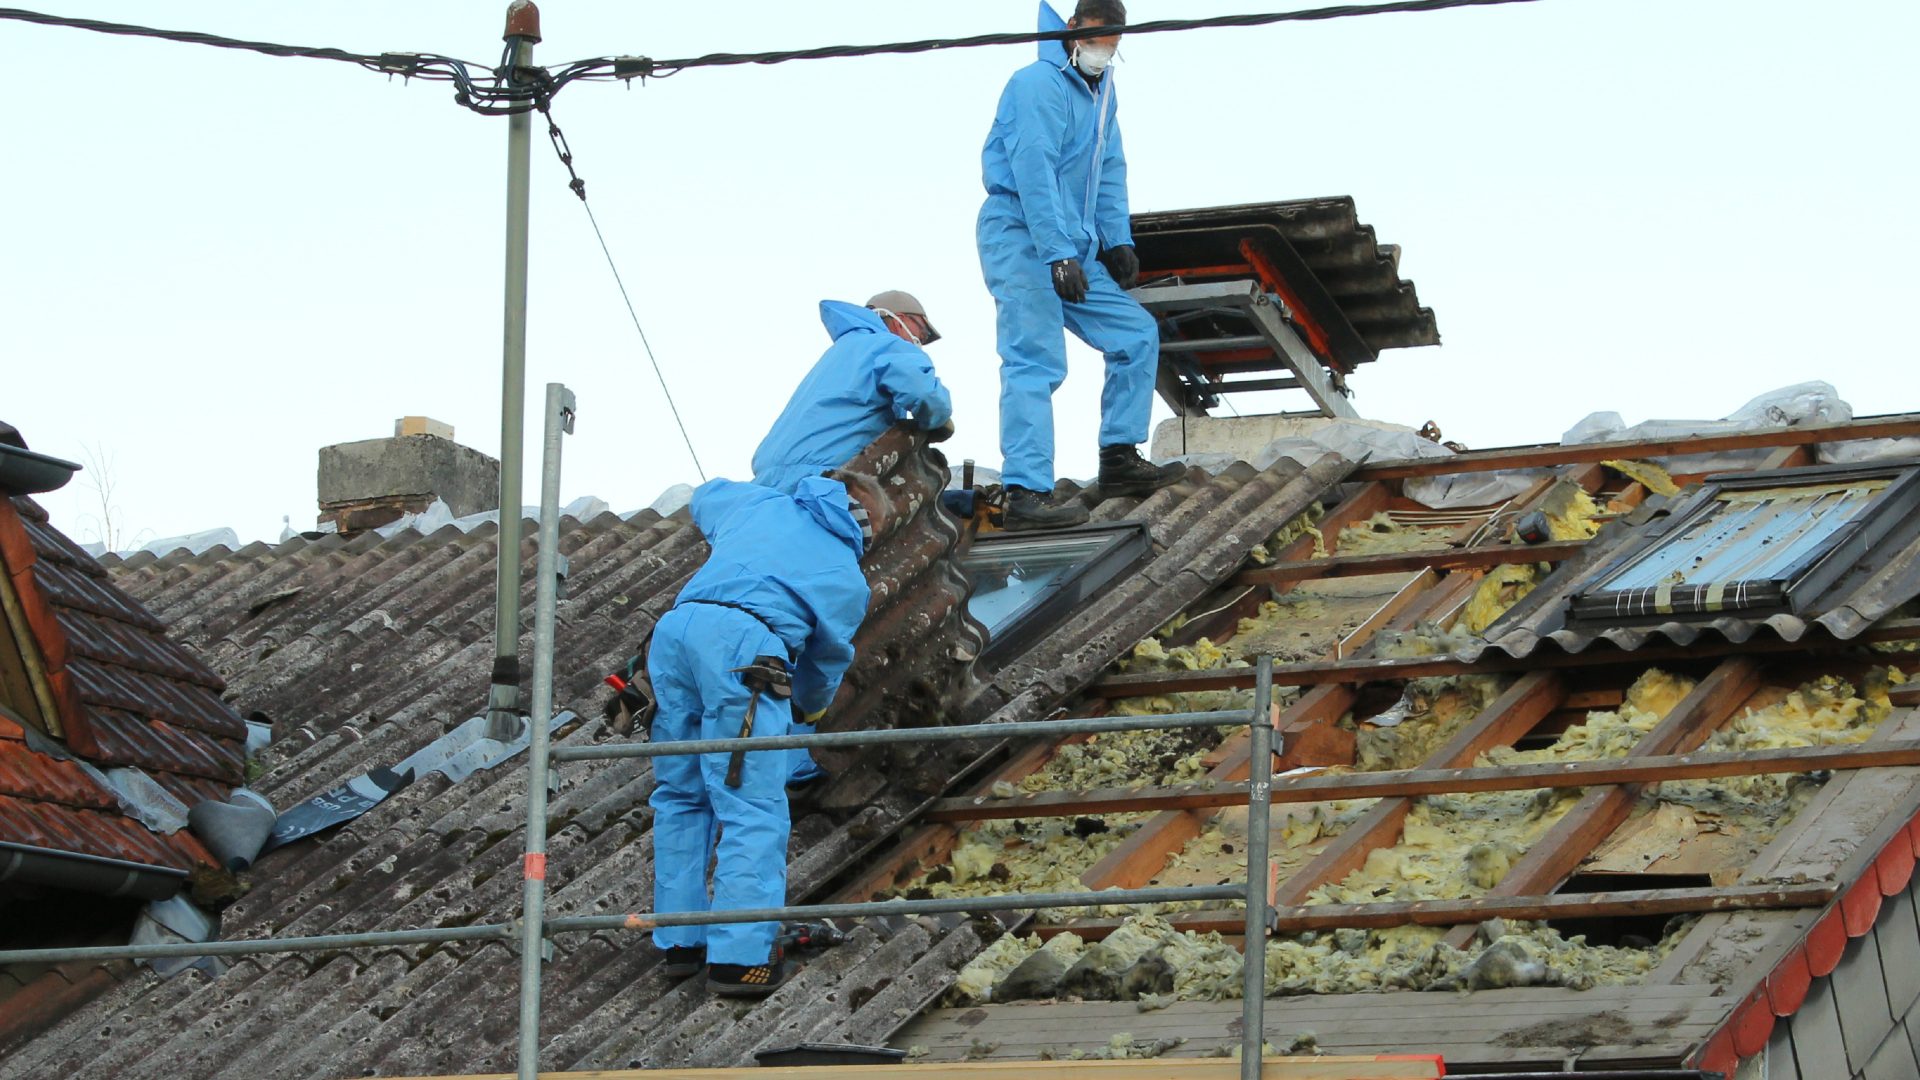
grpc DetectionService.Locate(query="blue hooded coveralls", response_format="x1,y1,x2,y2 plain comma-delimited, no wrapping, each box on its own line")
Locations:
977,2,1160,493
648,476,870,965
751,299,950,783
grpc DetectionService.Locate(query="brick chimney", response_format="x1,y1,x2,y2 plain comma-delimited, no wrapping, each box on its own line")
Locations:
317,417,500,535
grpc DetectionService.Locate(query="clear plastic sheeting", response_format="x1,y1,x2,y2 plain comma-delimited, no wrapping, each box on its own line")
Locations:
1562,381,1857,474
102,526,241,559
1403,468,1548,510
101,767,192,835
639,482,695,518
371,496,611,539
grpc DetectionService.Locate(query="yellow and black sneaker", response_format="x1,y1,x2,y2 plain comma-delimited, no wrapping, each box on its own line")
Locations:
706,950,797,999
660,945,705,978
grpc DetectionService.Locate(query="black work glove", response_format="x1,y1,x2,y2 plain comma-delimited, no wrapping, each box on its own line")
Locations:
928,419,956,444
1098,244,1139,289
1050,258,1088,304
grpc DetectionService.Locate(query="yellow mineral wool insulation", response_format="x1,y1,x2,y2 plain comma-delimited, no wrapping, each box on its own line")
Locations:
900,727,1231,922
1326,670,1700,905
1461,564,1542,634
1247,502,1327,565
948,931,1043,1005
1332,512,1457,559
1479,669,1698,768
1658,668,1905,813
1539,479,1605,541
1111,636,1258,717
971,912,1671,1004
1603,459,1682,497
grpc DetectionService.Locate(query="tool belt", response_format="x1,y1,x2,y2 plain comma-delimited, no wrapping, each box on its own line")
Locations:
602,601,794,742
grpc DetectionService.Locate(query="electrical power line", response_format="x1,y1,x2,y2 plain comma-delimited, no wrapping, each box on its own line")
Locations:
605,0,1544,78
6,0,1546,95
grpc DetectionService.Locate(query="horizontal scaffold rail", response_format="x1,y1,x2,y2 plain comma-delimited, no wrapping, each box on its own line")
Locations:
921,739,1920,822
550,707,1256,762
1038,883,1839,941
1352,412,1920,481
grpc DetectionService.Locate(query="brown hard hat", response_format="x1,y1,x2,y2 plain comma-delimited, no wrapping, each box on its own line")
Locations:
866,290,940,343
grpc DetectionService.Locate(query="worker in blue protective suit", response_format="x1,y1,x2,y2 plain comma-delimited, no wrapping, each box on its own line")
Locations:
752,291,953,790
978,0,1186,531
647,475,870,998
752,292,955,496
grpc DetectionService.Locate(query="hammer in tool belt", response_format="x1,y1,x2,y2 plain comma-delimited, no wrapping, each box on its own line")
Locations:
725,655,793,787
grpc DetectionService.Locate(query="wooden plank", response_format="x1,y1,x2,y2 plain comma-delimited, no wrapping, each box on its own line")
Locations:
1436,657,1766,949
1233,541,1585,588
897,986,1713,1069
1272,672,1566,907
1088,619,1920,698
1331,570,1437,660
1273,883,1832,930
1350,413,1920,481
923,739,1920,823
369,1057,1447,1080
1271,482,1391,571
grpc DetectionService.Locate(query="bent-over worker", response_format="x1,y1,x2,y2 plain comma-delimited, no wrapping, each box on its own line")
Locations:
647,475,869,997
977,0,1184,531
752,291,952,787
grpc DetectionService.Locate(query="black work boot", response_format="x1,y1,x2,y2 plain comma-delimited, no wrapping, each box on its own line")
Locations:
659,945,706,978
1003,485,1090,532
707,949,798,998
1097,444,1186,500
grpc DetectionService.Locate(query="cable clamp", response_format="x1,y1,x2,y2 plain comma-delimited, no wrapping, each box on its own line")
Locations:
524,853,547,881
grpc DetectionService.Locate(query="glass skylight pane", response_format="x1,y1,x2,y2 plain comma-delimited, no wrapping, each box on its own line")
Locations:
961,533,1116,637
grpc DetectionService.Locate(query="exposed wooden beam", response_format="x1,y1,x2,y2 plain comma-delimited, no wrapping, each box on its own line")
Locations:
1436,656,1768,949
1088,619,1920,698
922,737,1920,823
1351,413,1920,482
1234,541,1585,588
1273,883,1835,932
1269,672,1567,907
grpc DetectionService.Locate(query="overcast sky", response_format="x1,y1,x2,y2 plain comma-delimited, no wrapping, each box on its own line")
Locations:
6,0,1916,550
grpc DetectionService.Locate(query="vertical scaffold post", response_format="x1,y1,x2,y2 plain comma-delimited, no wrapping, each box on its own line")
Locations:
517,381,572,1080
489,0,541,743
1240,656,1275,1078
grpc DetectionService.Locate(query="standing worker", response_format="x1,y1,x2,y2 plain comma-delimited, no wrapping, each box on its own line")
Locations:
647,475,870,997
978,0,1185,531
751,291,952,787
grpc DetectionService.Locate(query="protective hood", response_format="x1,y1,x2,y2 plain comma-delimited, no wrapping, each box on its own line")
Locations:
818,299,892,342
792,473,867,559
1038,1,1069,67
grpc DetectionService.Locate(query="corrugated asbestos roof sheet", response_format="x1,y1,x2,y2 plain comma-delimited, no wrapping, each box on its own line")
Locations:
1131,196,1440,370
0,435,1347,1079
1460,470,1920,663
0,496,233,870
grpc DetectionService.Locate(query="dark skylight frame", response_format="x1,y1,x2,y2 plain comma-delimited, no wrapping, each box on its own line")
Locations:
1568,461,1920,626
959,521,1152,668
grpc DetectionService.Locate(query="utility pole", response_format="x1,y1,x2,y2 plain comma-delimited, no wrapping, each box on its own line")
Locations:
489,0,541,742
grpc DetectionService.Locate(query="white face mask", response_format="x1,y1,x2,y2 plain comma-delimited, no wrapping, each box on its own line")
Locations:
873,308,924,346
1072,41,1115,76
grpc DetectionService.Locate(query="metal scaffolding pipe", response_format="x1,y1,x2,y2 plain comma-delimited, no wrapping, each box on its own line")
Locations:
517,382,571,1080
1241,656,1274,1076
0,922,514,966
544,883,1250,935
550,707,1258,762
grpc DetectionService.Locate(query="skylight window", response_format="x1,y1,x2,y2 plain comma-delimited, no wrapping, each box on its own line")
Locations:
1569,462,1920,624
959,522,1151,667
